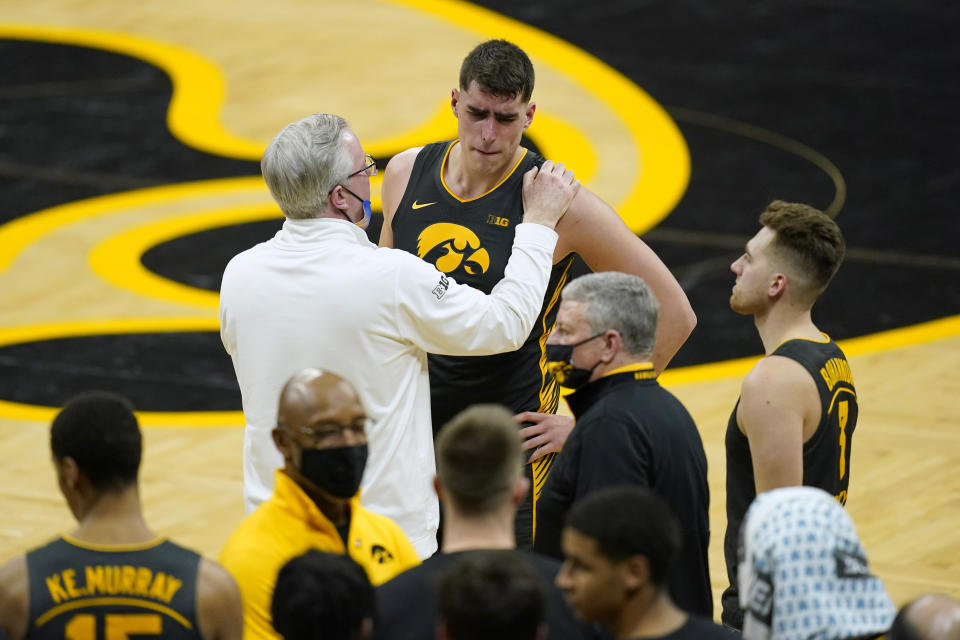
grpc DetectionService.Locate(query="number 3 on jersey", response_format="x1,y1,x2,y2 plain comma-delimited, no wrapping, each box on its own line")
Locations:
65,613,161,640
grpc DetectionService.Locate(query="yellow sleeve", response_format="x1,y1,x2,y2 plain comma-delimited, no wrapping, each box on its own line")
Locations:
219,525,286,640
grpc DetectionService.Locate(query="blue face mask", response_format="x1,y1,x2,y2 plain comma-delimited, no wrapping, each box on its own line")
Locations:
545,332,606,389
338,185,372,229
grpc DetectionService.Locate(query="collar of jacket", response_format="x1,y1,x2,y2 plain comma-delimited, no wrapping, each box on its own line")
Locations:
271,469,360,547
274,216,373,249
566,362,657,419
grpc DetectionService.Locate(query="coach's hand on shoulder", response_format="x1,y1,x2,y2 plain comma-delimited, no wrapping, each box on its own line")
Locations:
516,411,575,463
521,160,580,229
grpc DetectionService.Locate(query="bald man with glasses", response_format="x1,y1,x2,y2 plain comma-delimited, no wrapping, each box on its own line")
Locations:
220,112,580,558
219,369,419,640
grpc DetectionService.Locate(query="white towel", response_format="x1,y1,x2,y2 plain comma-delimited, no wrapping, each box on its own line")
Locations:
738,486,895,640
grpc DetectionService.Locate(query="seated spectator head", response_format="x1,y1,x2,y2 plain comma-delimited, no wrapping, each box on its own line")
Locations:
437,550,546,640
888,594,960,640
272,550,374,640
50,391,142,518
555,486,682,628
435,404,528,518
272,368,368,505
738,486,896,640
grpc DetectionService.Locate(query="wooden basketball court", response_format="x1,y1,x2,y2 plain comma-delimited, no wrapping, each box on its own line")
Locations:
1,0,957,617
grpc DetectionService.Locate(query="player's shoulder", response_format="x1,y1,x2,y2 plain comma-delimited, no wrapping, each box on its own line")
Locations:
197,557,240,598
743,353,813,395
384,146,424,178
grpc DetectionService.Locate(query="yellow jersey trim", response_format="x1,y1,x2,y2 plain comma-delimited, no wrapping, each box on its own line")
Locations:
35,597,192,629
772,332,831,353
440,141,529,203
60,535,169,553
537,260,574,412
602,362,656,378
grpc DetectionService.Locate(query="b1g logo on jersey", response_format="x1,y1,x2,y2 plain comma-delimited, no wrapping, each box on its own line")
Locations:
486,214,509,227
417,223,490,276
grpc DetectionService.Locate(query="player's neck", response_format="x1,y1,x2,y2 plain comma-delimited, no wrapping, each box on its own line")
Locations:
440,504,515,553
616,589,686,640
755,304,820,355
445,142,524,200
70,486,156,545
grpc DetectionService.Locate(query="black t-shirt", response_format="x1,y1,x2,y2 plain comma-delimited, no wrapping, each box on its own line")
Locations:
630,615,740,639
373,549,606,640
391,141,576,435
721,338,858,628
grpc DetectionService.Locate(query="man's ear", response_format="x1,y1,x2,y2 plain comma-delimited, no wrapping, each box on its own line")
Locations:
768,272,787,298
328,184,349,211
513,475,530,505
621,554,651,592
523,101,536,129
602,329,623,363
451,88,461,118
58,456,80,490
272,428,294,465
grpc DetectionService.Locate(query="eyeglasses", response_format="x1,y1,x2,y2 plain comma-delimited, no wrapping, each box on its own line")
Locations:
346,154,377,179
283,421,366,448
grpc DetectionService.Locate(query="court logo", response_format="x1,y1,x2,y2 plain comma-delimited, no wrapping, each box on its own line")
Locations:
417,223,490,276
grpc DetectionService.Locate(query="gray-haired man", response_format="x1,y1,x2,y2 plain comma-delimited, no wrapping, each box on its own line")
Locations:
534,272,712,618
220,113,579,558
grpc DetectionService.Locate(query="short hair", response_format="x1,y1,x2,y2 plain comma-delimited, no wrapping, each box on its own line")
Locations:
887,605,921,640
261,113,355,219
759,200,846,301
435,405,523,516
50,392,142,492
438,550,545,640
271,550,374,640
459,39,535,102
560,272,659,358
887,594,960,640
566,486,681,587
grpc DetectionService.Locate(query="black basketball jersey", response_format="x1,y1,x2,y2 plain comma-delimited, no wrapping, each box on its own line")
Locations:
721,337,858,627
392,141,576,434
26,536,202,640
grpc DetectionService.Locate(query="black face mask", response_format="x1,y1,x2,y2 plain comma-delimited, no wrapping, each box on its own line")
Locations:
545,332,606,390
298,443,368,499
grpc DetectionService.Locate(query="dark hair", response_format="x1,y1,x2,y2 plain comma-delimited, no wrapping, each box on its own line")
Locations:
759,200,846,299
566,486,682,587
435,405,523,516
50,392,141,492
272,550,374,640
459,39,535,102
887,604,922,640
438,550,545,640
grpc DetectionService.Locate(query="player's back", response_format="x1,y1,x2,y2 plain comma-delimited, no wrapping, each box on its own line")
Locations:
26,536,202,640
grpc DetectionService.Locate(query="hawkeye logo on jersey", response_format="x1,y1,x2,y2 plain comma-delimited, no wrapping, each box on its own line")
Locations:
417,223,490,276
432,274,450,300
371,544,395,564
